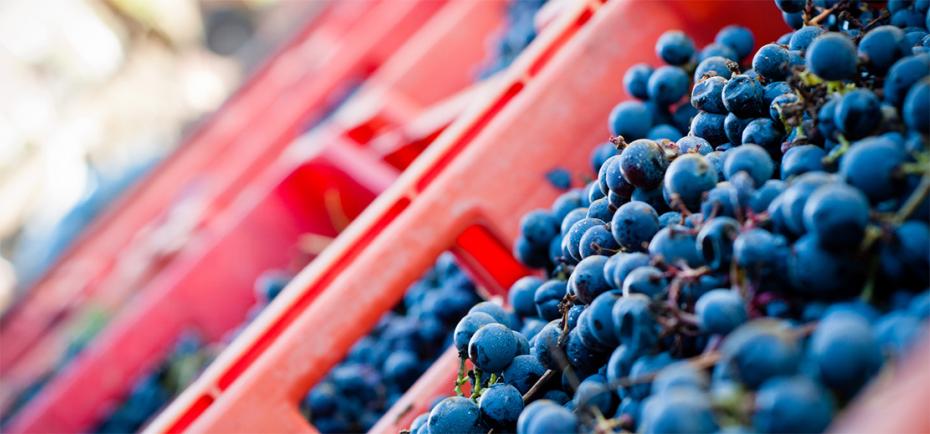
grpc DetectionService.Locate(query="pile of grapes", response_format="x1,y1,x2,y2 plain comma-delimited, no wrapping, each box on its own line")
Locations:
304,254,480,433
412,1,930,433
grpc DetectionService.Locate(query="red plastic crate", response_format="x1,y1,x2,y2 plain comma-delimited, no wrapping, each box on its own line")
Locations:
0,0,446,382
2,1,508,432
142,1,792,432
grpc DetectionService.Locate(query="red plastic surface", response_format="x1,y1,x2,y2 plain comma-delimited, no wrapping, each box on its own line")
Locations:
2,1,507,432
143,1,787,433
0,0,446,381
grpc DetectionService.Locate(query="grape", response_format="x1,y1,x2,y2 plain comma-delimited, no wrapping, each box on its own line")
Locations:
903,77,930,133
696,217,740,270
835,89,882,139
649,226,703,267
788,26,825,51
639,389,718,434
509,277,543,318
534,280,567,321
802,183,870,250
691,76,727,114
503,355,546,395
610,101,653,140
740,118,785,156
522,402,578,434
478,384,523,427
428,397,483,434
883,53,930,106
694,56,737,82
663,154,718,211
622,266,668,299
618,139,669,189
421,9,930,433
520,210,560,247
690,111,728,145
646,124,683,141
624,63,654,100
806,33,858,81
752,376,834,433
656,31,696,66
780,145,825,179
454,313,498,354
839,136,907,202
722,74,765,117
648,66,690,106
715,25,755,61
569,256,612,303
810,312,884,396
468,323,519,372
695,289,747,335
859,25,909,73
753,43,791,81
610,201,660,252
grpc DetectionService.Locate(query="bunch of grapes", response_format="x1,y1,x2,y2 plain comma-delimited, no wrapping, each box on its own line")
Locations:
304,253,480,433
414,1,929,433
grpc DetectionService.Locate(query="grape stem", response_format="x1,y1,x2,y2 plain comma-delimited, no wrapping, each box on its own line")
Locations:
893,173,930,224
521,369,557,402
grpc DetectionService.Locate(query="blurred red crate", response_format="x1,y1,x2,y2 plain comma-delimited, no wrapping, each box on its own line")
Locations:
2,1,509,432
0,0,445,390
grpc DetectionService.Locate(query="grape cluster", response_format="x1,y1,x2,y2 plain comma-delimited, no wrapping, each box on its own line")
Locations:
478,0,549,79
416,2,930,433
94,333,212,433
304,253,480,433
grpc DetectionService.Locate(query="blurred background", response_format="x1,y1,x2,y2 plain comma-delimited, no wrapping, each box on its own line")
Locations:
0,0,323,314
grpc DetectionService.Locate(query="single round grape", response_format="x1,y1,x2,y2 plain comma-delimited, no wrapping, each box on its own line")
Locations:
624,63,654,100
806,33,858,81
609,101,653,139
696,289,747,335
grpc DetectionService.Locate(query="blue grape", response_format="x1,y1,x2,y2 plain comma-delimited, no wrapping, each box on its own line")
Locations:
859,25,909,73
627,352,674,399
521,401,578,434
690,111,728,145
534,280,566,321
566,217,607,261
724,112,752,145
789,26,825,51
775,0,805,13
647,124,683,141
639,389,718,434
611,252,652,289
503,355,546,395
651,362,709,395
663,154,718,211
691,76,727,114
612,294,661,357
427,397,483,434
696,217,740,270
569,255,612,303
835,89,882,139
806,33,858,81
839,136,907,202
673,103,699,132
520,210,560,247
788,234,864,297
694,56,737,82
611,201,660,251
741,118,784,156
622,266,668,299
573,377,614,415
609,101,653,140
715,25,755,61
454,313,498,354
656,31,696,66
479,383,523,426
883,53,930,106
810,312,884,396
649,226,703,267
723,144,774,186
696,289,747,335
753,43,791,81
624,63,654,100
718,319,801,389
753,376,834,434
903,77,930,133
676,135,713,155
550,189,584,221
723,74,765,117
780,145,825,179
468,323,519,372
618,139,669,189
648,66,690,105
802,183,870,250
579,224,619,258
